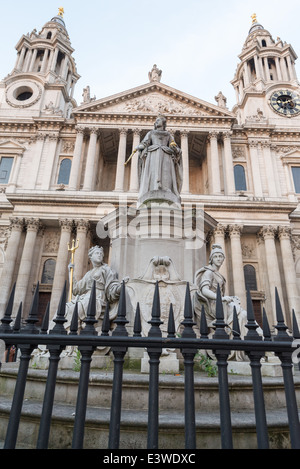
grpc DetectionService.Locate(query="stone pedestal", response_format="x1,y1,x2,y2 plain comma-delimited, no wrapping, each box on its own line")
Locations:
225,357,286,377
141,351,179,374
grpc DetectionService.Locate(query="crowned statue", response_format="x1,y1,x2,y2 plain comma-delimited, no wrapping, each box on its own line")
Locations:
136,116,183,206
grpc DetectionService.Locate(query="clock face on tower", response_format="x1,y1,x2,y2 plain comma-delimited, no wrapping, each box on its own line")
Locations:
269,90,300,116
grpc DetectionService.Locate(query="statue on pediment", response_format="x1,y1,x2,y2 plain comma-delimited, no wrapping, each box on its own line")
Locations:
148,64,162,82
136,116,183,205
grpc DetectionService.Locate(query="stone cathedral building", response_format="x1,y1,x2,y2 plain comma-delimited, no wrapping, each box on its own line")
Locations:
0,10,300,331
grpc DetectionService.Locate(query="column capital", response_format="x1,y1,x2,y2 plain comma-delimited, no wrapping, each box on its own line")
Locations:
25,218,42,232
228,224,243,237
75,219,90,233
221,130,233,139
261,140,271,149
259,225,277,240
214,223,228,237
59,218,74,232
248,139,259,148
119,128,128,136
207,130,219,140
277,225,291,240
180,129,190,137
87,126,99,135
132,128,142,137
75,125,86,135
9,217,25,232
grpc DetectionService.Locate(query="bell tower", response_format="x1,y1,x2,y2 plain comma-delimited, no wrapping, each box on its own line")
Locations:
231,14,300,124
0,8,80,118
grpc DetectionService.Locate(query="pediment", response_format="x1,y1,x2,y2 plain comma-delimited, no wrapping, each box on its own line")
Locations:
281,147,300,163
73,82,235,120
0,140,26,154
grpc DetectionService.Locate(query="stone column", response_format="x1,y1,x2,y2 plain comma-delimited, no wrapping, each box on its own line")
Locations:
222,131,235,195
129,129,141,192
213,224,228,284
278,226,300,322
259,225,283,322
254,55,263,79
68,127,84,191
16,46,26,71
0,218,24,315
29,49,38,72
286,55,296,80
207,132,221,194
23,49,33,73
73,219,90,281
228,224,246,306
275,57,283,81
243,62,251,85
263,57,271,81
14,218,41,315
40,49,49,74
180,130,190,193
261,142,277,197
50,48,59,72
28,133,45,190
114,128,127,191
83,128,98,191
249,141,263,197
50,219,73,318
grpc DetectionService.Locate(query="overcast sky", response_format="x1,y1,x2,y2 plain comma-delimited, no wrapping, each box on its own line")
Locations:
1,0,300,110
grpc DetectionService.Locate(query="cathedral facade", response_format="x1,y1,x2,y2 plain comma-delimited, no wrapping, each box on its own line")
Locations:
0,12,300,330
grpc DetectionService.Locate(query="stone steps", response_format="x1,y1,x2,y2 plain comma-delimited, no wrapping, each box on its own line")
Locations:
0,396,296,449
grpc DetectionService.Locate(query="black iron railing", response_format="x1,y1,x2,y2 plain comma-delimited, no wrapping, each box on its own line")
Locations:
0,280,300,449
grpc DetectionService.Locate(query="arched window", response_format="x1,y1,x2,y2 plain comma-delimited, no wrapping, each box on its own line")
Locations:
57,158,71,185
47,32,52,40
244,264,257,291
41,259,56,284
234,164,247,191
262,39,267,47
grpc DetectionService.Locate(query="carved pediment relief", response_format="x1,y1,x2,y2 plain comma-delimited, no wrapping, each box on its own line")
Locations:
74,82,235,120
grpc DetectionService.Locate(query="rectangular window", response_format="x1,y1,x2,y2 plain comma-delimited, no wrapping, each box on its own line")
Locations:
0,157,13,184
292,166,300,193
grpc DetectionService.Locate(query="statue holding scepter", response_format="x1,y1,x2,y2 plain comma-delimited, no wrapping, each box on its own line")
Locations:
64,245,124,334
135,116,183,206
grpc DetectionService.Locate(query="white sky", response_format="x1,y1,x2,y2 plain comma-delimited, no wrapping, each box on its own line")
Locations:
1,0,300,110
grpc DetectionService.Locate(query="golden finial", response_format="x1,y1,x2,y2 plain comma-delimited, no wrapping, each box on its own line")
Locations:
58,7,64,17
251,13,257,24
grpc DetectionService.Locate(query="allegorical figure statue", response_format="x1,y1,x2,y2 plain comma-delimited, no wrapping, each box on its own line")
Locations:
137,116,183,205
64,245,123,333
193,244,250,361
35,245,124,359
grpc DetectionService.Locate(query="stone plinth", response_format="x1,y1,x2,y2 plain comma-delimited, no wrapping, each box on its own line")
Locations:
141,351,179,374
101,201,215,283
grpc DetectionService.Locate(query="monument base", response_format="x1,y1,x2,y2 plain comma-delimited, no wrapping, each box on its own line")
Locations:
137,190,181,208
30,351,112,371
225,357,286,377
